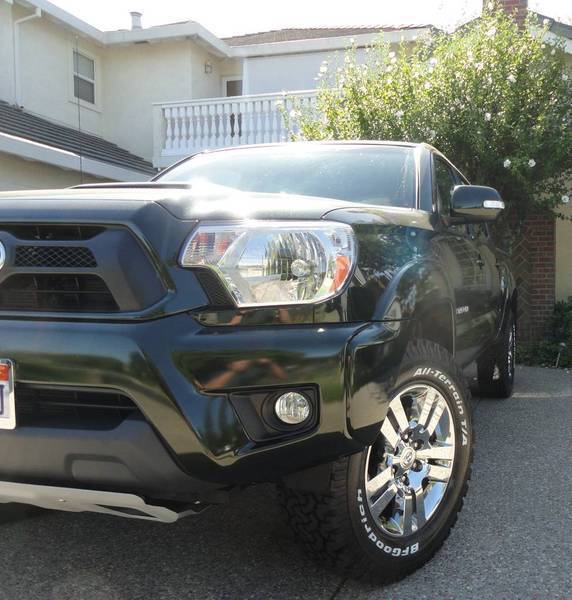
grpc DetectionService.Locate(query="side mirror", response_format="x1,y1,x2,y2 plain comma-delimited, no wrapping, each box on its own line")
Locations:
450,185,505,222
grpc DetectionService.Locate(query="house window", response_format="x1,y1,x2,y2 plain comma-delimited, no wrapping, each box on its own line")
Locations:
224,79,243,97
73,50,95,104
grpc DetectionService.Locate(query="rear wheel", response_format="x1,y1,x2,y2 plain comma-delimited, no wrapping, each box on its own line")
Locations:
477,312,516,399
280,340,473,582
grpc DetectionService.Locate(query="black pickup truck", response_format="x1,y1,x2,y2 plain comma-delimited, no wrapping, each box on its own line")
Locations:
0,142,515,582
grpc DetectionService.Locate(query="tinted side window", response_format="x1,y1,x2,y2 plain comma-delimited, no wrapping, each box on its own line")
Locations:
433,156,458,217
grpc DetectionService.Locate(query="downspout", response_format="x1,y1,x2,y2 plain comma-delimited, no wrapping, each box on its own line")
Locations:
13,6,42,106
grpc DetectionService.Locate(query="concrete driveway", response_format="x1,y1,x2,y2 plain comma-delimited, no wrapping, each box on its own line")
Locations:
1,366,570,599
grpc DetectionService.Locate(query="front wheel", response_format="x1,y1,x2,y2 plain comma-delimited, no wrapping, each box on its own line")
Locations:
280,340,473,582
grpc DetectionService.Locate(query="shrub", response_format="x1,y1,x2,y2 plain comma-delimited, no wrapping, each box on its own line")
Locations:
516,298,572,367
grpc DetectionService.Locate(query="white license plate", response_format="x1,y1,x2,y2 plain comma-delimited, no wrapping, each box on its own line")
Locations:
0,360,16,430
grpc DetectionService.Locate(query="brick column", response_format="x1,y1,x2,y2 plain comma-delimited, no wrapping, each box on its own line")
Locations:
511,212,556,341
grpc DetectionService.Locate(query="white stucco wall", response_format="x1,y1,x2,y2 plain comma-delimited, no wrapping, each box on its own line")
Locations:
0,4,239,163
12,3,103,135
0,151,106,191
101,40,232,162
243,48,368,95
0,1,15,103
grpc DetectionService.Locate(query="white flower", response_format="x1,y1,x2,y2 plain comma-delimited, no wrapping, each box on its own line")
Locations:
543,18,550,26
487,1,494,10
429,57,438,65
388,51,396,59
349,38,355,44
551,48,556,55
486,27,497,37
528,159,536,167
395,110,404,118
275,100,283,107
424,81,432,89
563,74,569,81
485,112,492,121
475,62,484,71
507,74,517,83
319,63,328,74
562,195,570,204
289,109,301,119
503,159,511,168
391,57,397,64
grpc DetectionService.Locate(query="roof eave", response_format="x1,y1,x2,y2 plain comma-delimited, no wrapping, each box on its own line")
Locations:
0,132,153,181
229,27,431,57
103,22,232,57
13,0,233,56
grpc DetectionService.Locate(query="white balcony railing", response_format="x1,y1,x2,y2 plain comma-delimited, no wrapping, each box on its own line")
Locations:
152,90,317,168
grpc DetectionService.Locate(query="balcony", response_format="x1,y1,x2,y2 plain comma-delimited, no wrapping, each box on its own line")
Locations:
152,90,317,168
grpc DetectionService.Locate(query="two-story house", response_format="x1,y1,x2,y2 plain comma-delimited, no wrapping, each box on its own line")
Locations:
0,0,430,188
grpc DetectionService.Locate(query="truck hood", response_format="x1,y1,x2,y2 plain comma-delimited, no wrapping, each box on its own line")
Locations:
0,183,430,229
0,185,348,221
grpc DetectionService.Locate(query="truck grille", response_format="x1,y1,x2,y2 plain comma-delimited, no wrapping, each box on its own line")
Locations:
0,223,166,315
16,386,140,430
0,274,118,312
15,246,97,268
2,224,104,241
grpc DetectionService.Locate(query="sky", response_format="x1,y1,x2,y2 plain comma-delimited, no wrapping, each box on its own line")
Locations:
47,0,571,38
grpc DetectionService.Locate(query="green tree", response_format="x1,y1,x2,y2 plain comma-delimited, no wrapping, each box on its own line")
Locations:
293,3,572,223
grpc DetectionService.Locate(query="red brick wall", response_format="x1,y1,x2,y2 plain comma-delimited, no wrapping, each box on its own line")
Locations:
511,213,556,341
497,0,528,26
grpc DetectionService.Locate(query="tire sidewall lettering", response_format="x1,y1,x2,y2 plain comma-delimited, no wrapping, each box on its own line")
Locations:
357,486,420,557
352,361,472,559
413,367,468,446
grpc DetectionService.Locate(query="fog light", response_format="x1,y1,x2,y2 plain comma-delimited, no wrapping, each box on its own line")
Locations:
274,391,311,425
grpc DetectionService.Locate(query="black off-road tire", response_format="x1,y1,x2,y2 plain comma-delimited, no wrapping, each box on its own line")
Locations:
477,312,516,399
279,340,473,583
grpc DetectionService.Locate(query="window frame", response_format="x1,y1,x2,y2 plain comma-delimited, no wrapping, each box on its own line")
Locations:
431,151,491,238
221,77,243,97
68,45,101,112
432,154,460,218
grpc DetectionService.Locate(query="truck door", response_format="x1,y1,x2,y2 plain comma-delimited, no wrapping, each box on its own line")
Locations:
467,222,504,340
431,155,491,366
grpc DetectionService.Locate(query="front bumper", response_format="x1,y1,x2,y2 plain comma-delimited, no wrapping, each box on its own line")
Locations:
0,314,400,501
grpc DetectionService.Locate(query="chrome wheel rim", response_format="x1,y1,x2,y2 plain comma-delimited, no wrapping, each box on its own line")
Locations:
364,384,456,537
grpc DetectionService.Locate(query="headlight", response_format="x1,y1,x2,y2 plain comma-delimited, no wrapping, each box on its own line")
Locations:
180,221,356,307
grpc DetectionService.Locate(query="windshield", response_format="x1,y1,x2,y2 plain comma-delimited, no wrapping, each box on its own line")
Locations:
157,145,416,208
